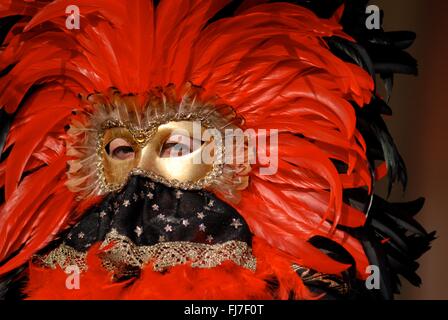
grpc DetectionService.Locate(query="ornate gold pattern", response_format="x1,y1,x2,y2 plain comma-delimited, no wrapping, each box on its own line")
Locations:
292,264,350,295
100,229,257,273
36,229,257,275
35,243,88,271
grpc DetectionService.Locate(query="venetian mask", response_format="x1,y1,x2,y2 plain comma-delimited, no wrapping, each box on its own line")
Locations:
66,84,252,203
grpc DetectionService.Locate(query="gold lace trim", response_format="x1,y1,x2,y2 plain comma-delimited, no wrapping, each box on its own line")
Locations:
100,229,256,273
36,243,88,271
36,229,256,274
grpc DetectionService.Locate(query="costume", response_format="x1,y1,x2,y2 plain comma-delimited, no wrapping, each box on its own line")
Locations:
0,0,434,300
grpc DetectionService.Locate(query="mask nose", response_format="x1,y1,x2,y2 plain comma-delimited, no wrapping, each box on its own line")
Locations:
135,139,216,185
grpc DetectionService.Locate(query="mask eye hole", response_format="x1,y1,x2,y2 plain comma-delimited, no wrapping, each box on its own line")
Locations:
106,138,135,160
160,133,203,158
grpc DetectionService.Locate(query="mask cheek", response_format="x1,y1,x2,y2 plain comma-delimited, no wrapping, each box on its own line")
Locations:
102,153,138,186
151,149,215,183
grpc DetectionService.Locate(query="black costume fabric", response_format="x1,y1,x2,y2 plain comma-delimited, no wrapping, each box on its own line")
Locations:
62,175,252,251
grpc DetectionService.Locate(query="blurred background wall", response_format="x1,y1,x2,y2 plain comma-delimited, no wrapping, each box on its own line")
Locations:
372,0,448,299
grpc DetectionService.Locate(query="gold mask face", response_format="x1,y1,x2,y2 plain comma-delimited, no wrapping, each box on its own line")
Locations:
100,120,220,190
66,85,250,203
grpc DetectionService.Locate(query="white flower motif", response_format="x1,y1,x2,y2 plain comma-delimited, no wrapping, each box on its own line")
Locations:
230,218,242,229
134,226,143,237
145,181,155,189
197,212,205,219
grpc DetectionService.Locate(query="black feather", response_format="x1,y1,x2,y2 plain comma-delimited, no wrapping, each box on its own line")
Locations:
326,36,376,81
0,109,12,154
0,15,21,45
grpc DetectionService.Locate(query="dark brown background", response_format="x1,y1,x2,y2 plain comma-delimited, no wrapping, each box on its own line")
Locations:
372,0,448,299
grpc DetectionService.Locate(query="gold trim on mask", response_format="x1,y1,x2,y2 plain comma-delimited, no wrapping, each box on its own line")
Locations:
66,84,251,203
